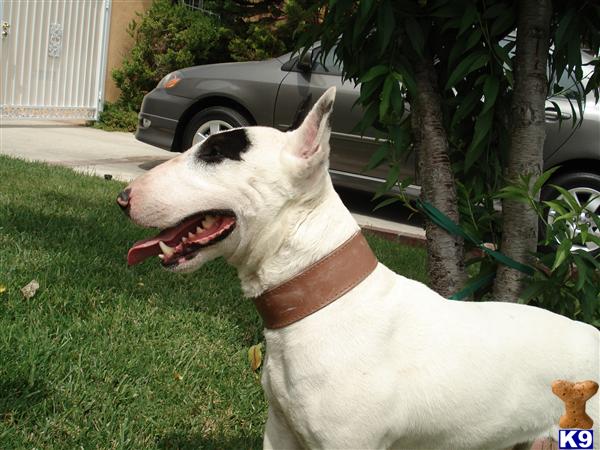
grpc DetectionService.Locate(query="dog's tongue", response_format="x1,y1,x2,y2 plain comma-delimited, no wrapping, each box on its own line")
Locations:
127,231,175,266
127,216,200,266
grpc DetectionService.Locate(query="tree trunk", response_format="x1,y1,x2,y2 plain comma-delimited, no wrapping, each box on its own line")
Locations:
412,59,467,298
493,0,551,302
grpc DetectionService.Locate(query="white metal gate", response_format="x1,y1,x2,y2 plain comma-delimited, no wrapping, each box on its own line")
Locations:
0,0,111,120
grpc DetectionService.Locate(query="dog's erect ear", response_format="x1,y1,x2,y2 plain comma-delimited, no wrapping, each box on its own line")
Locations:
287,93,313,131
288,87,336,162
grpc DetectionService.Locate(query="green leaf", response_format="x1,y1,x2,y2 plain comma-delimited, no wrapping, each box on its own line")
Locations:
580,285,596,323
464,108,493,171
354,101,379,135
543,200,568,218
590,211,600,230
464,29,483,53
358,0,375,21
547,101,564,129
532,167,560,197
481,75,499,114
360,65,389,83
379,74,395,119
448,36,467,70
393,67,417,97
496,185,529,200
554,8,575,48
493,41,513,67
445,51,489,90
572,254,588,291
580,223,589,245
390,81,405,117
359,77,385,105
377,0,395,55
405,17,425,59
365,143,390,171
490,8,514,37
520,281,547,303
431,3,460,18
458,3,477,36
552,238,572,272
374,196,400,211
553,185,581,211
553,211,577,223
482,3,506,19
383,163,401,192
451,88,481,128
390,122,410,152
574,249,600,269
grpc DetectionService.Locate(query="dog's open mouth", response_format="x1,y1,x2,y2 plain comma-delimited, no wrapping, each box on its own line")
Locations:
127,210,236,267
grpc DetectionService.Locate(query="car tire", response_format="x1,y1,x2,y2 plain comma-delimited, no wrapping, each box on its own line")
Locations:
181,106,250,151
540,170,600,254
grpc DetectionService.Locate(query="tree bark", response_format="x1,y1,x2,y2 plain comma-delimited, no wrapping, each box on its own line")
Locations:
493,0,551,302
412,59,467,298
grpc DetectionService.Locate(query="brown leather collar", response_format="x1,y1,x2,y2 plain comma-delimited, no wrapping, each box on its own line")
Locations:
253,232,378,329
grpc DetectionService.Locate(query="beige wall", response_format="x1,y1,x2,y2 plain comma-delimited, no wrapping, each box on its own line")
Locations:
104,0,153,103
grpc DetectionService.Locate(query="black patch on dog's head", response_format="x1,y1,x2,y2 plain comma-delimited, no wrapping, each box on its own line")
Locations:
196,128,250,164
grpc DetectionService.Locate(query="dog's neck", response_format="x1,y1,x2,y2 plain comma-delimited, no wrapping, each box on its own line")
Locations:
230,181,360,298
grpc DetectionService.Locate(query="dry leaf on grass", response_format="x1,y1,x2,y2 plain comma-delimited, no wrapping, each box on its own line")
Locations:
248,344,263,371
21,280,39,299
173,371,183,381
0,284,6,294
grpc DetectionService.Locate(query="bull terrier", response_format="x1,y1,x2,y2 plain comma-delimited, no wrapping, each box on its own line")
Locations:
118,87,599,450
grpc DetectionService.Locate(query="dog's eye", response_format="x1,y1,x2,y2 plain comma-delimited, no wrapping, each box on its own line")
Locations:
196,129,250,165
198,143,223,164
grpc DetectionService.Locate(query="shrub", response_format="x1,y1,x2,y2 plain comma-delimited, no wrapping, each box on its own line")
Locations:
112,0,222,110
94,103,139,132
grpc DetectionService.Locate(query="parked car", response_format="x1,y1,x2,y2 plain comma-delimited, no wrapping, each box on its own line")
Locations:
135,45,600,251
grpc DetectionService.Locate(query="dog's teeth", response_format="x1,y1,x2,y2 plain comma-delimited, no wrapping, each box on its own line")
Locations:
199,237,210,244
202,216,216,229
158,241,174,256
188,232,194,239
181,237,188,243
158,254,164,260
196,226,203,234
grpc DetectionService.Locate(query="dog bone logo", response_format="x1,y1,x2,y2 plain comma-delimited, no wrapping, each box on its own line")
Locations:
552,379,599,429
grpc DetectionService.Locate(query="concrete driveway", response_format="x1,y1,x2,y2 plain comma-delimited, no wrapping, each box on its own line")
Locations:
0,120,424,241
0,120,174,181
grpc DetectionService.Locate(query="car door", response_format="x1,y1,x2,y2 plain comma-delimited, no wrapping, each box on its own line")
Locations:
274,48,416,184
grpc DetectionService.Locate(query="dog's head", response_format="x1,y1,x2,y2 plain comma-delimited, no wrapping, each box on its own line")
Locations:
119,87,336,273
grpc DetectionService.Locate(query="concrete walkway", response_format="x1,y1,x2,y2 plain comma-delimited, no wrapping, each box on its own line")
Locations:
0,120,172,182
0,119,425,241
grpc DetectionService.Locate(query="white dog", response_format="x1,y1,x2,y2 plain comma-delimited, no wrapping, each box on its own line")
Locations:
119,88,599,450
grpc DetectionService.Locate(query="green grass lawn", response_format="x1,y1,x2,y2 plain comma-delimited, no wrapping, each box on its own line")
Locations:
0,156,427,449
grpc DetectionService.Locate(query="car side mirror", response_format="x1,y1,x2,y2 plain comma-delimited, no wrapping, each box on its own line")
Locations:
297,50,313,73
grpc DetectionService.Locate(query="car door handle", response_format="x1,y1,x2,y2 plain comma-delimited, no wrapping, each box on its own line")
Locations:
545,107,571,122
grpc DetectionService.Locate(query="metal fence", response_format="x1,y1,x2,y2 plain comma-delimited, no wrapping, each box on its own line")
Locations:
0,0,111,120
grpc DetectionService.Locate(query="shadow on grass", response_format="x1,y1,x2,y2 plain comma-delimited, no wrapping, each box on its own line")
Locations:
3,203,261,340
157,431,262,450
0,377,50,418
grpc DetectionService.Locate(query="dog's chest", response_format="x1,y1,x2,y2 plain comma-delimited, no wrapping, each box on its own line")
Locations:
259,270,417,445
261,335,394,445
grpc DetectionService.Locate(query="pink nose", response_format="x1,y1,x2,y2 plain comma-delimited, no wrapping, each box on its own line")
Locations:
116,188,131,215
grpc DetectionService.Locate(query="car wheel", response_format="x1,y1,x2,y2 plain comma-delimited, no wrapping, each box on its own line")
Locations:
182,107,251,151
541,170,600,253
